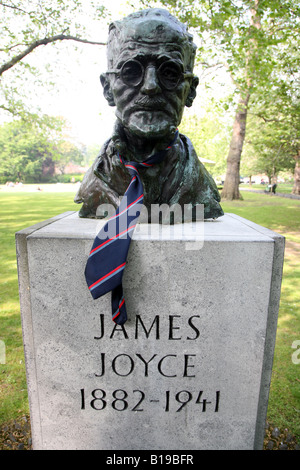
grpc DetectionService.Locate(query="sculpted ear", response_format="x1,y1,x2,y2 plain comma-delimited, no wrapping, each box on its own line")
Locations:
100,73,115,106
185,76,199,108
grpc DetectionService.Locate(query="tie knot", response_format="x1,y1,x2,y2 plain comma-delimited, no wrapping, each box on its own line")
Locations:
119,129,179,176
123,162,142,176
118,156,153,174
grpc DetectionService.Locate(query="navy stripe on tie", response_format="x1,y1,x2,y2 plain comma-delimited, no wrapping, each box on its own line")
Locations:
88,262,126,292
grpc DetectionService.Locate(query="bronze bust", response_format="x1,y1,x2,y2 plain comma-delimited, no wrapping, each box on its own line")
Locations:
75,8,223,221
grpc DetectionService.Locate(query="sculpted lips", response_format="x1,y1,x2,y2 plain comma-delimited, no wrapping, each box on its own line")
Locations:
133,95,170,113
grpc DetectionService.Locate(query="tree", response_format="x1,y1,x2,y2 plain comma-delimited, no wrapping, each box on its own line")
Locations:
0,115,82,183
245,36,300,191
0,0,107,118
54,139,84,174
81,143,103,167
179,108,231,177
242,117,296,184
293,153,300,195
141,0,300,199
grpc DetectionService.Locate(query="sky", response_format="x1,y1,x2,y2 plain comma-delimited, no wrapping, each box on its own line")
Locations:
1,0,233,149
32,0,136,148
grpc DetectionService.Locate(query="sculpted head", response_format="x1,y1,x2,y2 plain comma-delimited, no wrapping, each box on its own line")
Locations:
100,9,199,140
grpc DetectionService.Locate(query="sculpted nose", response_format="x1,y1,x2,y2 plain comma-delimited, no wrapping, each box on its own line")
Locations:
141,66,161,95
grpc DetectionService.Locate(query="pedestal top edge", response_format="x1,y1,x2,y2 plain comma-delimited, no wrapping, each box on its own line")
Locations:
21,212,284,243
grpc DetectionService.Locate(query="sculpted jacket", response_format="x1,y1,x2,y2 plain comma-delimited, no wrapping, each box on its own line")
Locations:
74,127,223,221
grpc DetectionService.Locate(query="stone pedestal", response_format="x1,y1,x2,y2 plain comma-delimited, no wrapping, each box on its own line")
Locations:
16,212,284,450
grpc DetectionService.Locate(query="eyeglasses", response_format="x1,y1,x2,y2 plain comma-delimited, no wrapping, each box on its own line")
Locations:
107,59,194,90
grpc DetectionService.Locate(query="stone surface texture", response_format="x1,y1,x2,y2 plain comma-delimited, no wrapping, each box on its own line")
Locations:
15,212,284,450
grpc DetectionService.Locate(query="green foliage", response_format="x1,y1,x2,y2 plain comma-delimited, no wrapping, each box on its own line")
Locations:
0,116,85,183
242,114,296,180
146,0,300,107
54,139,85,174
179,108,231,175
143,0,300,191
0,120,55,183
82,143,102,167
0,188,78,423
55,173,83,183
242,38,300,180
0,0,108,118
221,192,300,439
147,0,299,80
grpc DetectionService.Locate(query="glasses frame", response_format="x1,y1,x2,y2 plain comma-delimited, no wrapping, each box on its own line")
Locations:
107,59,194,90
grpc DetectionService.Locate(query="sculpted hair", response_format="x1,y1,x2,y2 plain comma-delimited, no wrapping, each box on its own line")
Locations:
106,8,197,71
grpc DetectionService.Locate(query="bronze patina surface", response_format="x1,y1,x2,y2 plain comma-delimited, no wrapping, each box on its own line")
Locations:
75,8,223,221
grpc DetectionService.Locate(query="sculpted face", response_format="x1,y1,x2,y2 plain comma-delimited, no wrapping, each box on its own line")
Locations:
101,10,199,140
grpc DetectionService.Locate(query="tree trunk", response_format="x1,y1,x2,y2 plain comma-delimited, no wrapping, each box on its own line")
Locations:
292,152,300,195
271,170,277,185
221,94,250,200
221,1,260,201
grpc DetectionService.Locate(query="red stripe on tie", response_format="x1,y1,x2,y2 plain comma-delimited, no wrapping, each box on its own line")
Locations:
89,225,137,255
89,262,126,290
108,193,143,223
112,298,125,321
127,193,143,208
125,164,139,174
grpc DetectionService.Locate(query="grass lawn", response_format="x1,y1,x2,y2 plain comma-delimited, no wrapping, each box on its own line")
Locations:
221,192,300,439
0,185,299,442
240,182,295,194
0,185,79,423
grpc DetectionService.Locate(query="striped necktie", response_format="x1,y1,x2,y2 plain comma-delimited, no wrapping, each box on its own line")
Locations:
85,130,179,325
